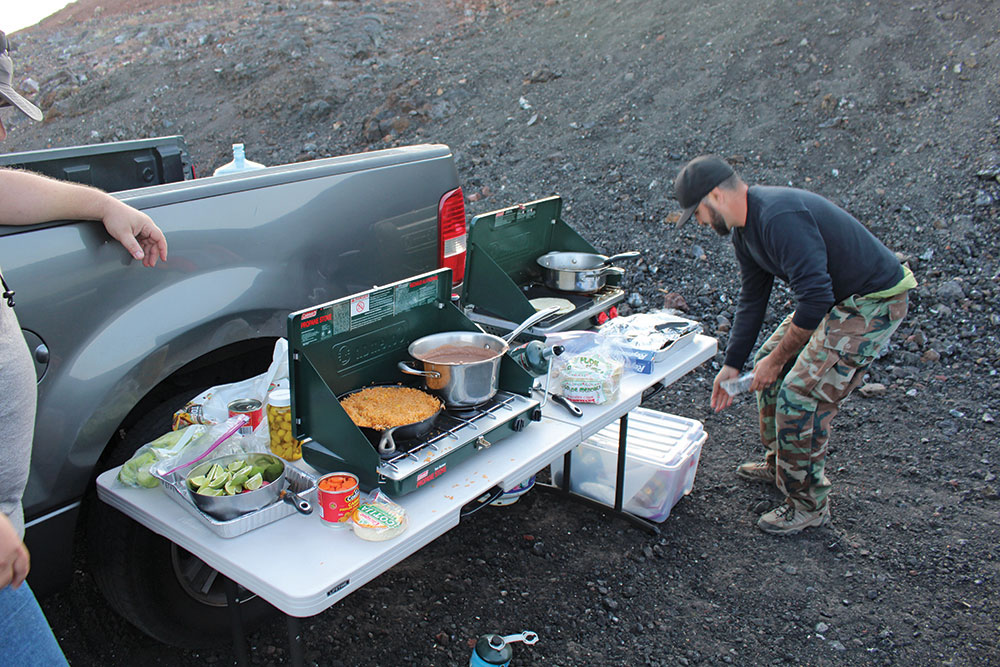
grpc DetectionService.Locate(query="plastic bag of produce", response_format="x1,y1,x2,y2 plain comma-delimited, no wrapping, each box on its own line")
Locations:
171,339,288,451
117,424,208,488
150,416,253,487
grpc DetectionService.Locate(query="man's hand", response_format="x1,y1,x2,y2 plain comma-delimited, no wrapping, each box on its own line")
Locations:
101,199,168,268
751,352,783,391
711,365,741,412
752,321,815,391
0,513,30,590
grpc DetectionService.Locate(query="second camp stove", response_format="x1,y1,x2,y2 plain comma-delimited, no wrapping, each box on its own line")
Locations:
460,196,627,338
287,269,541,497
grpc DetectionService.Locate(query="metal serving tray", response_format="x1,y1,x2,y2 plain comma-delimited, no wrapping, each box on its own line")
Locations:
160,462,318,539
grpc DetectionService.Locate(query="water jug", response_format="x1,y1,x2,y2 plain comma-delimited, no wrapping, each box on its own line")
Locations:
213,143,266,176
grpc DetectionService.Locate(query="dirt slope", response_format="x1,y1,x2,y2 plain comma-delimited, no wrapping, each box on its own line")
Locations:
5,0,999,665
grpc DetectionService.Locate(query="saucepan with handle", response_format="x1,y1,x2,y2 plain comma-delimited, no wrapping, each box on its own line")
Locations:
398,307,560,408
536,250,641,293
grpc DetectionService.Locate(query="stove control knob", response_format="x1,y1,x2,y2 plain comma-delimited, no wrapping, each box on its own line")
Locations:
608,306,619,319
595,311,609,325
511,416,528,432
529,407,542,422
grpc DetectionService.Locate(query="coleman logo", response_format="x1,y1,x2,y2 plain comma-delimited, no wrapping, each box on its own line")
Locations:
408,275,438,288
300,312,332,328
417,463,446,487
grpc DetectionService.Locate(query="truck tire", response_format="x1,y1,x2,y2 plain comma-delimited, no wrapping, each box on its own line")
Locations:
86,384,277,647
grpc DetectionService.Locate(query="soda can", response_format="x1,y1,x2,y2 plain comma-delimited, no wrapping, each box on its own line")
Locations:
317,472,360,528
227,398,263,435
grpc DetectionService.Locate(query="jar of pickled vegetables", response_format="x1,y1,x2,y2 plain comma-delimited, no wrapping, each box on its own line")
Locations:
266,389,301,461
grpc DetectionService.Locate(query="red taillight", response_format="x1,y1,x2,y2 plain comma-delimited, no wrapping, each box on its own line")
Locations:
438,187,467,285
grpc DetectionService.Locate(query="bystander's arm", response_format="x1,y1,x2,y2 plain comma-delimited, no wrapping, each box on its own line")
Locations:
0,512,29,590
0,169,167,267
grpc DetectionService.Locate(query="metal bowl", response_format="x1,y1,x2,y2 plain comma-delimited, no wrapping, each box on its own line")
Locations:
185,452,286,521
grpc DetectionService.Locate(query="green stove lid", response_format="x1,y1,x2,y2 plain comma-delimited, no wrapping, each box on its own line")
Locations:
462,195,604,323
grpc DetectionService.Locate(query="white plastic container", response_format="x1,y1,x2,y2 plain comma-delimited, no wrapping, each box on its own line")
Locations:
549,408,706,522
213,143,266,176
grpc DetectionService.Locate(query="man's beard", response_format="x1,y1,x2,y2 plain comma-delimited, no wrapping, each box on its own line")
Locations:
707,205,729,236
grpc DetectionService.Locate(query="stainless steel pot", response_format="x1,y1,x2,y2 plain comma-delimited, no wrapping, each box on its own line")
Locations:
185,452,286,521
537,250,640,293
398,307,559,407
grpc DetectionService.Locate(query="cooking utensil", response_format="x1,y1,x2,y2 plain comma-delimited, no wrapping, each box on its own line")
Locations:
279,485,313,515
399,307,560,407
337,385,443,456
532,381,583,417
536,250,640,293
547,391,583,417
185,452,286,521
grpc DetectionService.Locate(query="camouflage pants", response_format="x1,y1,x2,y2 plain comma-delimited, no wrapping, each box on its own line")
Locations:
754,290,909,511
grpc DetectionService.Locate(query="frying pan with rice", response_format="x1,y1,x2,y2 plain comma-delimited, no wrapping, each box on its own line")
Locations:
337,384,442,457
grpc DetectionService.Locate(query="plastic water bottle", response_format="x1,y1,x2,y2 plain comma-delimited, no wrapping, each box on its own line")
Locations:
469,631,538,666
721,371,755,396
213,143,266,176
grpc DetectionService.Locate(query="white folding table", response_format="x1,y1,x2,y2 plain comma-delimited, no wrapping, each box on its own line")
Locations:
97,334,716,664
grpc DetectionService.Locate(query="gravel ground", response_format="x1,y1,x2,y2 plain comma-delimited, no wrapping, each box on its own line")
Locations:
5,0,999,664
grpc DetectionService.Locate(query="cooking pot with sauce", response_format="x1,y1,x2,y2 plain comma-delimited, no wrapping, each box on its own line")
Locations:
398,307,559,407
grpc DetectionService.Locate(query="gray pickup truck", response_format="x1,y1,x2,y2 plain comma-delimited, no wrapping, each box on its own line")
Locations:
0,140,467,645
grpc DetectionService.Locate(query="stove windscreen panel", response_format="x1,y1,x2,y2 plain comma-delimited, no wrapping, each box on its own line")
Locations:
461,195,624,333
286,268,535,490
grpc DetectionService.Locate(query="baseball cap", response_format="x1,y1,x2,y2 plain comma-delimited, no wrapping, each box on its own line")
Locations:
673,155,733,226
0,31,44,122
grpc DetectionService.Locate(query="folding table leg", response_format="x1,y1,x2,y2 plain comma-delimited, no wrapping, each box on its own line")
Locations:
287,615,305,667
613,413,628,511
223,577,250,667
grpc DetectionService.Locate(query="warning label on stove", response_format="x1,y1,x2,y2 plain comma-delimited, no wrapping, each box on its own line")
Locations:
394,275,439,313
349,287,395,329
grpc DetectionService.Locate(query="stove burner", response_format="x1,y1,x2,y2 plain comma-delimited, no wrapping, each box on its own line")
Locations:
376,391,533,471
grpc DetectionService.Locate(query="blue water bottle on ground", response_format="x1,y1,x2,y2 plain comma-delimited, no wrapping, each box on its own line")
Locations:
470,631,538,666
213,143,266,176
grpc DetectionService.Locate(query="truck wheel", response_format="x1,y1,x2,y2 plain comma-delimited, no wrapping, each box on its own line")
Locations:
86,386,278,647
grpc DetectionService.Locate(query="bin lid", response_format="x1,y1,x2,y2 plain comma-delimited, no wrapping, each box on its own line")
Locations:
582,408,704,468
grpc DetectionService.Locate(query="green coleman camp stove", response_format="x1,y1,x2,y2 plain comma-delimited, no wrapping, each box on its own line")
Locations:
287,269,541,496
460,195,628,338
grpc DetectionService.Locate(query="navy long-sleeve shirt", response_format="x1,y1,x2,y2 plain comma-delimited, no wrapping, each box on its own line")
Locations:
724,186,903,370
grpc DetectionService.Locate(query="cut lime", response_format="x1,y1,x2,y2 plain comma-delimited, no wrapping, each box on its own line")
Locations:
188,475,209,490
207,464,225,481
230,465,253,486
227,459,246,473
264,462,283,481
244,473,264,491
197,487,223,496
223,479,242,496
207,472,230,489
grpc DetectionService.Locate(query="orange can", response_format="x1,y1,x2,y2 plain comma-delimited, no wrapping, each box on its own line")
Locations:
317,473,360,527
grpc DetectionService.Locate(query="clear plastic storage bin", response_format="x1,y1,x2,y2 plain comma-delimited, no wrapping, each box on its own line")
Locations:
549,408,706,522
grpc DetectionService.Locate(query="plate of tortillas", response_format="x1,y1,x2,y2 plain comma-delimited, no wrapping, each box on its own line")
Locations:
529,297,575,316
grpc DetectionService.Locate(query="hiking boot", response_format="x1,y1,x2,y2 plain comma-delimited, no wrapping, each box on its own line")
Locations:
757,503,831,535
735,461,776,484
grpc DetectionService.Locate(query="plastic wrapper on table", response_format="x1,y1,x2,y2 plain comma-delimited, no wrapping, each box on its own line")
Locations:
597,310,703,374
547,337,625,404
352,490,408,541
